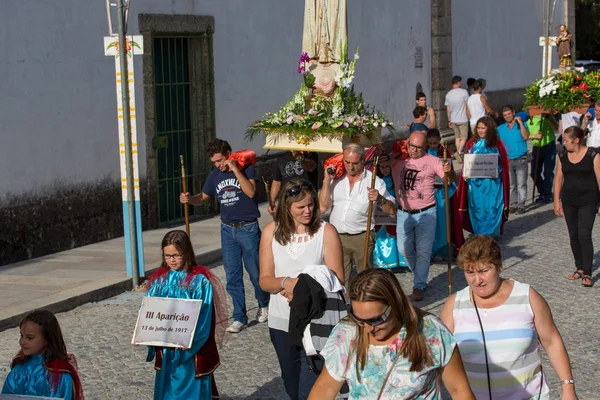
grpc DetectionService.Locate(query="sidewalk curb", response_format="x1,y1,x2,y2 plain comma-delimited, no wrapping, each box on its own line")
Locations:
0,248,224,333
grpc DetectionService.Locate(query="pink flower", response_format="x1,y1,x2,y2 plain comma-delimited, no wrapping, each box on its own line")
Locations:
312,122,323,130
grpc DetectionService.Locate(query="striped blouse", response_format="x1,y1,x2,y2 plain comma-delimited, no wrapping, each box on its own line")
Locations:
453,280,549,399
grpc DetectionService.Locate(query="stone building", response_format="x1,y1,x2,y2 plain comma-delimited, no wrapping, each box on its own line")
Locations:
0,0,572,265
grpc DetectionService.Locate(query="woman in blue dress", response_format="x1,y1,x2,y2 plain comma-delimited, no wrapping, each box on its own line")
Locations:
457,116,510,236
145,230,228,400
2,309,84,399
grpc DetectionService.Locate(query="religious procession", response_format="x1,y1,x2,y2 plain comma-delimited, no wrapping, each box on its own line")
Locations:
1,0,599,399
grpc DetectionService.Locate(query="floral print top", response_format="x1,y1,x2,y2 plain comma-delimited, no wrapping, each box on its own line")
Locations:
321,315,456,399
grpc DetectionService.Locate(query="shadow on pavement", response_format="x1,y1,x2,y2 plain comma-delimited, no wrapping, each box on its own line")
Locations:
220,377,285,400
501,209,557,241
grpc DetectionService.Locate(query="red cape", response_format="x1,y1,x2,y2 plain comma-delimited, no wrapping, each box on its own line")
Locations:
457,138,510,234
11,351,84,400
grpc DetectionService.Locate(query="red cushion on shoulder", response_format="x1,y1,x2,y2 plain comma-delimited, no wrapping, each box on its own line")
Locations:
229,150,256,169
324,153,345,179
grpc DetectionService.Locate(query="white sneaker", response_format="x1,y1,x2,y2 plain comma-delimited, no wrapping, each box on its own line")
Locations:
256,307,268,323
226,321,246,333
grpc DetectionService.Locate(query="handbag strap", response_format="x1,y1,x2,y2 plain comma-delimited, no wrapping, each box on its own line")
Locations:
376,348,402,400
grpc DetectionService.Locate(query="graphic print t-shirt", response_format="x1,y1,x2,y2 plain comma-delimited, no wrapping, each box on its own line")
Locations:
273,153,311,183
202,166,260,224
391,154,444,210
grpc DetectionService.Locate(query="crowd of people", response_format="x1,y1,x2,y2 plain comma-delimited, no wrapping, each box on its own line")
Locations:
4,75,598,399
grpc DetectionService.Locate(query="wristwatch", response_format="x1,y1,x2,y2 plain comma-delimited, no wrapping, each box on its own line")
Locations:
560,379,575,385
377,196,386,206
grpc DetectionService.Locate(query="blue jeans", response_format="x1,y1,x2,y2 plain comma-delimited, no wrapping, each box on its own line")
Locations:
221,221,269,325
530,143,556,199
396,207,437,290
269,328,319,400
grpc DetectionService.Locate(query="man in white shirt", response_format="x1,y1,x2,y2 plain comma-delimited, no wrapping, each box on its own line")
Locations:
320,143,396,289
445,75,469,160
581,101,600,149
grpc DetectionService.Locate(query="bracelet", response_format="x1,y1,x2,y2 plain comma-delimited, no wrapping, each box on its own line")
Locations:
281,276,289,289
560,379,575,385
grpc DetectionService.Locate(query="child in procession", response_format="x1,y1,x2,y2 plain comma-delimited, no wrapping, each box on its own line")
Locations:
145,230,228,400
1,309,84,399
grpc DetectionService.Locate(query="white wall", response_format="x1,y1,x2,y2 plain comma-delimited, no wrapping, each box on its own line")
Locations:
0,0,122,195
452,0,566,91
0,0,429,196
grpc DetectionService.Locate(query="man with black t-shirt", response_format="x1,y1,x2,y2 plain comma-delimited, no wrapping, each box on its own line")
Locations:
268,151,318,215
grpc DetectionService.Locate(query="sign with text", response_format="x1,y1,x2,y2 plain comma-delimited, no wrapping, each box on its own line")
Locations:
0,396,62,399
463,154,499,179
132,297,202,348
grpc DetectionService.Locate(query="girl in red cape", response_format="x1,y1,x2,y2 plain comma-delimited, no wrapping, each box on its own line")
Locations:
457,116,510,236
2,310,84,400
145,230,228,400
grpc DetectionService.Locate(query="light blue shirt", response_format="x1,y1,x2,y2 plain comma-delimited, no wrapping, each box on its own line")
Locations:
498,121,529,160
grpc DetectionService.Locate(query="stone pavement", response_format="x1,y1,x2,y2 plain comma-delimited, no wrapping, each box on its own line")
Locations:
0,204,273,332
0,198,597,399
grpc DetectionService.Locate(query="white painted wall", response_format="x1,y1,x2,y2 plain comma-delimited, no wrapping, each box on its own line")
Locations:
452,0,566,91
0,0,429,195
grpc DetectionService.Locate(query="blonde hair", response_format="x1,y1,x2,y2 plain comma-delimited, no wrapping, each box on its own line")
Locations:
348,269,431,382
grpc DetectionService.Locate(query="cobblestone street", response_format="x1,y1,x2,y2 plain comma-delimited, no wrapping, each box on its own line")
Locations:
0,200,598,399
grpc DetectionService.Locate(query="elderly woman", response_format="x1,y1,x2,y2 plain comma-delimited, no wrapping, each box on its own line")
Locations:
259,178,345,400
440,235,578,400
308,268,474,400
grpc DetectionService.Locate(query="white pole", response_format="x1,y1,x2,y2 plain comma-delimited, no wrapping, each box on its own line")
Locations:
542,41,548,76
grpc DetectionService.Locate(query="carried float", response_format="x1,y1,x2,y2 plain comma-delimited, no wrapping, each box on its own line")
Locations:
524,69,600,116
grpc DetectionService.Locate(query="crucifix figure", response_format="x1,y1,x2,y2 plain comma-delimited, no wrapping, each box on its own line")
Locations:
302,0,347,95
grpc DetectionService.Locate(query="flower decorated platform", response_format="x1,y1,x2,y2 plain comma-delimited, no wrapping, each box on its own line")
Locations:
524,69,600,115
246,46,392,153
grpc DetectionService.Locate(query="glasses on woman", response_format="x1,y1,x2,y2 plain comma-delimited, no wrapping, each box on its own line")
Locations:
163,253,183,260
286,181,313,197
348,305,392,327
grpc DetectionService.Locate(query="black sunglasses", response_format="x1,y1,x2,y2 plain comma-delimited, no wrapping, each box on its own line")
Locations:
348,305,392,327
286,181,313,197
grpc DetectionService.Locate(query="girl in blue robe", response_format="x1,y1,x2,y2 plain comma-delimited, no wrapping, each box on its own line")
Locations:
372,156,409,269
146,230,224,400
2,310,84,399
457,116,510,236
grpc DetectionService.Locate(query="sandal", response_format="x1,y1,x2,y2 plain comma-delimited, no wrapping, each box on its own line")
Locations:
582,275,593,287
568,270,584,280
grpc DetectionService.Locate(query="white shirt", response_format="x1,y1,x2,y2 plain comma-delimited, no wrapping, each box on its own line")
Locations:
467,93,486,127
328,169,395,234
562,112,582,131
586,118,600,148
444,88,469,123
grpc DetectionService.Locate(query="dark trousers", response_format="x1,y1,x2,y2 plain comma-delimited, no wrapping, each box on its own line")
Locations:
269,328,319,400
563,203,597,276
530,143,557,198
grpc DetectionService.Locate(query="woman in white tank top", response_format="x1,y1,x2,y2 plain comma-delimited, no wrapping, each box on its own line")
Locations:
259,178,344,400
467,80,497,129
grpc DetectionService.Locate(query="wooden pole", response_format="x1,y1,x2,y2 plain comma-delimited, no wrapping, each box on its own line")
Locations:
180,155,190,237
442,145,452,296
362,156,379,271
531,142,542,203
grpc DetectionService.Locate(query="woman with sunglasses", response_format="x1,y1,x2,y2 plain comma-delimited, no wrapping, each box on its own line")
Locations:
309,268,474,399
440,235,577,400
259,178,345,400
